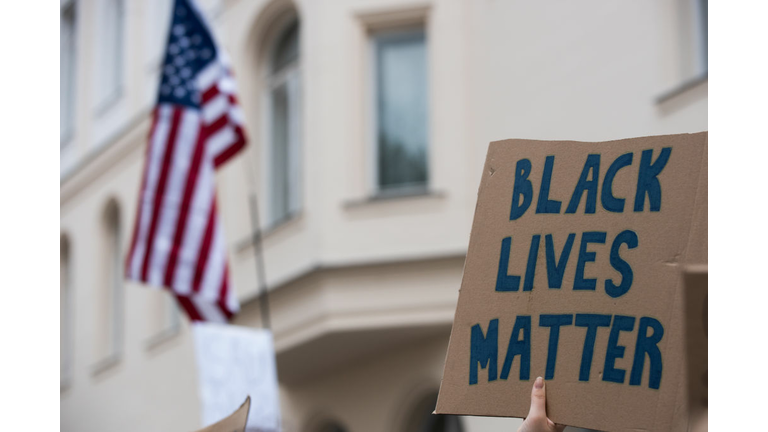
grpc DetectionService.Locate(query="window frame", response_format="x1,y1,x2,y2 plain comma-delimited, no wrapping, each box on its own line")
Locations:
60,1,77,145
144,292,181,350
91,202,124,375
262,19,303,227
60,235,73,389
694,0,707,74
367,26,430,197
94,0,125,114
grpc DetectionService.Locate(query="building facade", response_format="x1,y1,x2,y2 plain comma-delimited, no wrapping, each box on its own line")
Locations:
60,0,707,431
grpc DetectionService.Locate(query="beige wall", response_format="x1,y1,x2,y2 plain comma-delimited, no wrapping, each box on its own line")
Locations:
61,0,706,431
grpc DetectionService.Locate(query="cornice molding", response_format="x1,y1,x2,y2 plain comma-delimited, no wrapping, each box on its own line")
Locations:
60,108,152,205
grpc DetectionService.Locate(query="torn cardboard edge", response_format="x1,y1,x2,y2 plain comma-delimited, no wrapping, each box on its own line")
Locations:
193,395,251,432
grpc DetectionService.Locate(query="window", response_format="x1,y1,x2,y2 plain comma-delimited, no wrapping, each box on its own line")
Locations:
94,201,123,369
61,235,73,386
146,290,181,348
266,19,302,225
60,2,77,142
147,0,174,68
97,0,124,108
695,0,708,73
372,28,428,193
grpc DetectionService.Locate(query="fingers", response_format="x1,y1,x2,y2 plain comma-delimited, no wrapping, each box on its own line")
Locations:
527,376,547,420
553,424,566,432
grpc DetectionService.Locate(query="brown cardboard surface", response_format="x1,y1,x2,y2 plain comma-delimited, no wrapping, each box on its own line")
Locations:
683,266,707,421
435,133,708,432
193,396,250,432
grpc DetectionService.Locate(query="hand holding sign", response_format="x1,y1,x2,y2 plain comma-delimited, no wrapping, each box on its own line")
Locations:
517,377,565,432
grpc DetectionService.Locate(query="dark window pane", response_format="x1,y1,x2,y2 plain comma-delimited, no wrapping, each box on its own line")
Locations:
375,30,428,190
272,21,299,73
271,84,290,220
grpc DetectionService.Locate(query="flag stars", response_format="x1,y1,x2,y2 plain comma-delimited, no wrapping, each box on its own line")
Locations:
158,0,218,107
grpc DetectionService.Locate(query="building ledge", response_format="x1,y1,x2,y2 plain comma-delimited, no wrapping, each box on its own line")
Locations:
656,72,708,104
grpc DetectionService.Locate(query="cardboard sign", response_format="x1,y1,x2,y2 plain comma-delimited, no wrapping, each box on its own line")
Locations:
436,133,707,432
683,266,707,422
193,396,250,432
193,323,281,432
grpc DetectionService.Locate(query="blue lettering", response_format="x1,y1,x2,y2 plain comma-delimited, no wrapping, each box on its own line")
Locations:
510,159,533,220
501,315,531,381
495,237,520,292
634,148,672,212
539,314,573,380
575,314,612,381
545,233,575,289
470,319,499,385
630,317,664,389
536,156,562,214
605,230,638,298
566,154,600,214
603,315,636,384
574,231,607,290
601,152,633,212
523,235,541,291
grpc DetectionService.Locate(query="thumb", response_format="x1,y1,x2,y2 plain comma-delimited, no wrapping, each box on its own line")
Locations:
527,376,547,419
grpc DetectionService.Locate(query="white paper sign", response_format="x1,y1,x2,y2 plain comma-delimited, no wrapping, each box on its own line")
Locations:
193,323,281,432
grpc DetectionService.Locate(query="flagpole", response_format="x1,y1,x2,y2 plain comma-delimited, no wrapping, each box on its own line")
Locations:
247,192,272,330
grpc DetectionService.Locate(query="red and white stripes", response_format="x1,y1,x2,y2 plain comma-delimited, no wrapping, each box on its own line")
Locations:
125,58,245,323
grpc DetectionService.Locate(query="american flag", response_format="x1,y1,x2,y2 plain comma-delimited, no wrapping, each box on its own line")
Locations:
125,0,245,322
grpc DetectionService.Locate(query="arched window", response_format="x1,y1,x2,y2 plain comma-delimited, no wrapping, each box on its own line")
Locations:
403,392,463,432
265,17,301,225
96,0,124,109
94,200,123,369
61,234,73,386
60,1,77,143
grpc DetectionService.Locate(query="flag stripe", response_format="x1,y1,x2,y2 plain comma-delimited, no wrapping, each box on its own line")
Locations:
176,295,204,321
149,110,201,286
162,119,209,289
198,217,226,302
130,106,174,278
125,108,159,273
141,107,184,281
213,127,246,167
192,198,217,293
217,267,234,321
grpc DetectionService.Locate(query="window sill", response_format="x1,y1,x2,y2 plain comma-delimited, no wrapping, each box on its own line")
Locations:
343,186,444,209
94,87,124,118
235,211,303,253
90,352,122,377
145,323,181,351
656,72,708,104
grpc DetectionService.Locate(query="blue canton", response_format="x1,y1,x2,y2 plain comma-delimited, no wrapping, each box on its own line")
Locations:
157,0,217,108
